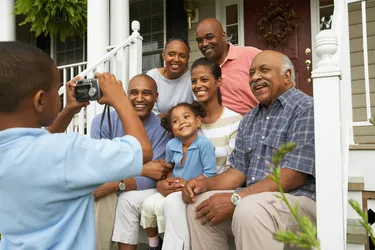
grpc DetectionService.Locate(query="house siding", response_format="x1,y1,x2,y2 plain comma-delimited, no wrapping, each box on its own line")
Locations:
349,1,375,144
187,0,216,66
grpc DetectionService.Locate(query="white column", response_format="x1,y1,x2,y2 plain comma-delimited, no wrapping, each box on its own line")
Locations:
312,30,345,250
110,0,129,46
87,0,109,136
110,0,130,88
87,0,109,69
0,0,16,41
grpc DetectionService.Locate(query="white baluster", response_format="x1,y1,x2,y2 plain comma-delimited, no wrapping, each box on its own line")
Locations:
312,29,345,250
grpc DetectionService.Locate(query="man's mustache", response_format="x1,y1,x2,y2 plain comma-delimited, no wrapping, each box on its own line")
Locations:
251,80,271,89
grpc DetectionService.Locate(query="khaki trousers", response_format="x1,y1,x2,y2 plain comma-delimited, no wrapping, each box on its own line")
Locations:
95,193,118,250
187,191,316,250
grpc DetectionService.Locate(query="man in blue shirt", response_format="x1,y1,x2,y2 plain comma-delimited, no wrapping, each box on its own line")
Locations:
0,42,153,250
182,50,316,250
92,74,173,250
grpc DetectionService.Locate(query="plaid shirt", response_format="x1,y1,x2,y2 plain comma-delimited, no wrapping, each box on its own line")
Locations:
229,87,316,201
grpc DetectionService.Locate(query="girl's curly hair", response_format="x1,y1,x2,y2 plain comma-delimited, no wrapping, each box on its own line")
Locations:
160,101,206,133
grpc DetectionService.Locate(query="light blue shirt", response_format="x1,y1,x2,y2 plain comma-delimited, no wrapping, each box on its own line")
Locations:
166,136,217,180
91,111,172,190
0,128,143,250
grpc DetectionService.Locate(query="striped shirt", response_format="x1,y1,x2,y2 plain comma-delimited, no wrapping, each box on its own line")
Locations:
198,107,243,174
229,87,316,201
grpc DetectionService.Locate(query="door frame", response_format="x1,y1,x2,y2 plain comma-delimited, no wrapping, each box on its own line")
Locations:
310,0,321,70
215,0,245,46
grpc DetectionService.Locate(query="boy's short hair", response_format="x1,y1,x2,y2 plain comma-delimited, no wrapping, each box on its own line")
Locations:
0,42,55,112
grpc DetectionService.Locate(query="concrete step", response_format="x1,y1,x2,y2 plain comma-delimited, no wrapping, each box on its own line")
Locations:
347,218,368,244
349,176,365,191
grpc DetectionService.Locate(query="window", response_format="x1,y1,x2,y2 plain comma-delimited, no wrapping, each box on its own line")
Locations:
130,0,165,73
216,0,244,46
55,35,86,66
319,0,334,30
52,0,165,73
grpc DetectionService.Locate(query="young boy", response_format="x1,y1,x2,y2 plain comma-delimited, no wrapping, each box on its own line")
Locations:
0,42,152,250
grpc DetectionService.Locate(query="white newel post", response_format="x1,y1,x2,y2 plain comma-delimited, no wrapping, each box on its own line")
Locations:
87,0,109,135
0,0,15,41
128,21,143,90
312,30,345,250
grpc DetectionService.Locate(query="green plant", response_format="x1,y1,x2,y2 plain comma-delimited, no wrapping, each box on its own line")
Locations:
268,142,321,249
270,114,375,249
13,0,87,42
348,200,375,246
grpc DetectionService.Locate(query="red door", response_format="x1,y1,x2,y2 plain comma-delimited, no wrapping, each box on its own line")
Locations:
244,0,313,96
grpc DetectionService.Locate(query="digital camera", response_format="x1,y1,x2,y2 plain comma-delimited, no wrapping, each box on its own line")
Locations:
75,78,102,102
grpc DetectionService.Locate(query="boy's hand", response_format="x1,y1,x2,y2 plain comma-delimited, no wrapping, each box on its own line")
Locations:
94,182,118,200
65,76,90,114
95,72,127,107
141,159,173,180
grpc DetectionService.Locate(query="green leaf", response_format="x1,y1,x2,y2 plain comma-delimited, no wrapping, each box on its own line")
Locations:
294,202,299,215
370,114,375,126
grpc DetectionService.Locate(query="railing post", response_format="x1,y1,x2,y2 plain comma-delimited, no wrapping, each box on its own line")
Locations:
332,0,353,242
128,21,143,91
312,30,345,250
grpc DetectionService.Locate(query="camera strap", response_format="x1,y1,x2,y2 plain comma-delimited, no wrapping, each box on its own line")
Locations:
99,104,113,139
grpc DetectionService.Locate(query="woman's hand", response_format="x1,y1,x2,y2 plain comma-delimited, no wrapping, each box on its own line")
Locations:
156,178,185,197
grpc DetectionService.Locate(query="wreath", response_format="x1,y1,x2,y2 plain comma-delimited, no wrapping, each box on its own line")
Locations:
257,0,298,48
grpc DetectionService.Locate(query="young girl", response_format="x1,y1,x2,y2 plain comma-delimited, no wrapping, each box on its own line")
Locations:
140,101,217,250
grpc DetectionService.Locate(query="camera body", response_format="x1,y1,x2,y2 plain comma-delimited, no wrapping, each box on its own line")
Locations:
75,78,102,102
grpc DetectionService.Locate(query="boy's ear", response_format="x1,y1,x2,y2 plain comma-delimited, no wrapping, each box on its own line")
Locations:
33,90,45,113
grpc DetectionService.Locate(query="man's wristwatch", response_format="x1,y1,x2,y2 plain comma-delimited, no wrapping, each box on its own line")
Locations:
118,180,126,192
231,191,242,206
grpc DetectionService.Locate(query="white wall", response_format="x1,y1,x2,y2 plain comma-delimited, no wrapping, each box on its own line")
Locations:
187,0,216,66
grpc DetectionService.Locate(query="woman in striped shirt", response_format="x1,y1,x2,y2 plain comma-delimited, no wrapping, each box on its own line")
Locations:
161,57,243,250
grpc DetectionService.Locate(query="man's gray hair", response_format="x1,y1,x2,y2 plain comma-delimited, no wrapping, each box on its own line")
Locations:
280,55,296,86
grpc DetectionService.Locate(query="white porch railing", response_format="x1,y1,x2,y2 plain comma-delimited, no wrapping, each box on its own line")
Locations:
312,30,346,250
57,20,143,136
57,62,88,134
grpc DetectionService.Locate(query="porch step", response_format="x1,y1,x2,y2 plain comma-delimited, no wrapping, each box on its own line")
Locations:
349,176,365,191
350,144,375,150
347,218,368,244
